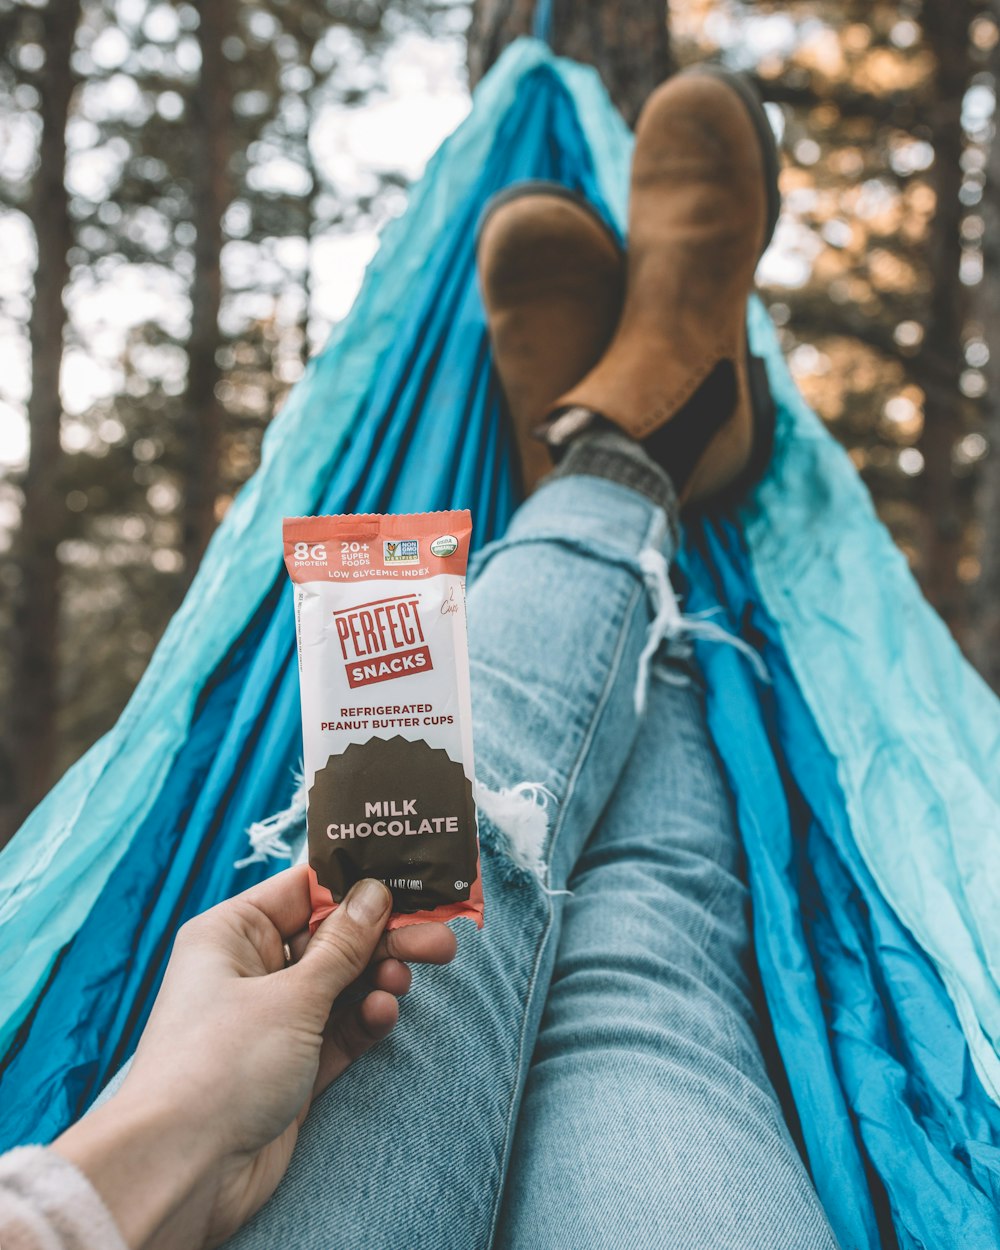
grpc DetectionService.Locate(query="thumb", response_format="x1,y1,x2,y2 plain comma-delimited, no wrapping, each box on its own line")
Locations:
291,879,392,1008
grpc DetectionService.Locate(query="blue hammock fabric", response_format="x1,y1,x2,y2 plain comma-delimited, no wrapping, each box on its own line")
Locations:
2,39,1000,1250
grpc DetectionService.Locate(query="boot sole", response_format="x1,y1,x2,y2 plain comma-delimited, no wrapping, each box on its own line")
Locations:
475,181,626,494
474,180,624,259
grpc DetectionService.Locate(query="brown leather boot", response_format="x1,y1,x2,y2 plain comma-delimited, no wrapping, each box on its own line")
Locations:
548,68,781,509
477,182,625,493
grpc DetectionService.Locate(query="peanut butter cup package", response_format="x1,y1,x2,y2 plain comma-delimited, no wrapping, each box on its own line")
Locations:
284,510,483,931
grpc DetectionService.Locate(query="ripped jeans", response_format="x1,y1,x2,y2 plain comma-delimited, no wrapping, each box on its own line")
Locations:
224,471,839,1250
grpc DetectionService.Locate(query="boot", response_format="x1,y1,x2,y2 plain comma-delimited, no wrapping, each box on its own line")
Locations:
477,182,625,493
547,68,781,509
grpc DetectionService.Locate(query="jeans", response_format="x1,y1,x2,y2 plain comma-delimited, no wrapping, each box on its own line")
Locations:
224,471,838,1250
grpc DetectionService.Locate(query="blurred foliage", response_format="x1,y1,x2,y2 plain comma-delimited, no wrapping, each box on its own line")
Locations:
0,0,465,835
673,1,992,602
0,0,997,838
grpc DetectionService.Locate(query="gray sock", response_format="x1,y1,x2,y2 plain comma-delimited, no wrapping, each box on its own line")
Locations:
546,415,679,530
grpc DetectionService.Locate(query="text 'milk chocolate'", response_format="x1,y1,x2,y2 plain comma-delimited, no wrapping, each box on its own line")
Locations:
283,510,483,931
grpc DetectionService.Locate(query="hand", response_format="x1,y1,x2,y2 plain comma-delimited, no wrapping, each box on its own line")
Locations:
53,867,457,1250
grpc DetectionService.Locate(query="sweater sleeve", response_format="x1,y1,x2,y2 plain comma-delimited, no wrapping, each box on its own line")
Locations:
0,1146,130,1250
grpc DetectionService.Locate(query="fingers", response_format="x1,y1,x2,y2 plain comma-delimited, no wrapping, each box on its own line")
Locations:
194,873,459,975
374,921,458,967
172,868,314,979
312,991,399,1097
287,929,312,964
372,958,411,997
288,879,392,1013
323,958,412,1011
228,864,314,939
287,919,457,970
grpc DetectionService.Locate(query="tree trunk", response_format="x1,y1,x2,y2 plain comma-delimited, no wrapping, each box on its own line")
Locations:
969,8,1000,690
180,0,234,579
5,0,81,839
468,0,672,127
301,105,319,368
914,0,972,636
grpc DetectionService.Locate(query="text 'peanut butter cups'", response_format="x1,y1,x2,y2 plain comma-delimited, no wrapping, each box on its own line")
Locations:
283,510,483,931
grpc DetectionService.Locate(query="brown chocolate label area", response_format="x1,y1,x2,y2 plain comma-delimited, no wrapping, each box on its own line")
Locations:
308,735,476,913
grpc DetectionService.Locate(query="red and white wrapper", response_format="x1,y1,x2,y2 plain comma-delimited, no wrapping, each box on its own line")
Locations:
283,510,483,931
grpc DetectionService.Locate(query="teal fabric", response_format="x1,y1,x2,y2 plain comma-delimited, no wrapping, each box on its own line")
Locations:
0,39,580,1055
571,47,1000,1112
743,300,1000,1106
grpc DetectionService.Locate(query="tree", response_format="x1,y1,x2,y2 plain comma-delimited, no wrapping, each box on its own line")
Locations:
970,2,1000,689
468,0,673,126
7,0,82,833
179,0,234,575
913,0,974,634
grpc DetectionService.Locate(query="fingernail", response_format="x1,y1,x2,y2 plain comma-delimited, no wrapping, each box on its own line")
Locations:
346,878,391,924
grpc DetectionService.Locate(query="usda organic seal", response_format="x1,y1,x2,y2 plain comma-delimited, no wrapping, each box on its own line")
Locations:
430,534,459,558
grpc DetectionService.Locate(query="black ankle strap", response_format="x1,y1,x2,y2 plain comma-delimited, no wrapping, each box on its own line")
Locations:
534,405,607,460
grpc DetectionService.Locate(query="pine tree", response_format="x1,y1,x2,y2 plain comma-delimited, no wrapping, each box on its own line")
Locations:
970,1,1000,688
6,0,82,835
913,0,974,634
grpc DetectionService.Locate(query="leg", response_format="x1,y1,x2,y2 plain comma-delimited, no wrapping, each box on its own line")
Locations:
224,463,680,1250
495,656,839,1250
231,68,789,1242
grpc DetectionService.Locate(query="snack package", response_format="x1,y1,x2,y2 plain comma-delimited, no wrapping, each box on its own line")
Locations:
283,510,483,931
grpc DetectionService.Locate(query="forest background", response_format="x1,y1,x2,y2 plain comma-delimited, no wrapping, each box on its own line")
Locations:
1,0,997,844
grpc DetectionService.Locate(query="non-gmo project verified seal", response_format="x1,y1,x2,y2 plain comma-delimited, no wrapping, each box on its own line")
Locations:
383,538,419,564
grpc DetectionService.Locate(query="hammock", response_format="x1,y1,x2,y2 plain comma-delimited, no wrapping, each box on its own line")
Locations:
3,38,1000,1250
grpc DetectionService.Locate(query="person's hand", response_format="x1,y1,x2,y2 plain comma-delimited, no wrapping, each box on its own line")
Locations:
53,866,457,1250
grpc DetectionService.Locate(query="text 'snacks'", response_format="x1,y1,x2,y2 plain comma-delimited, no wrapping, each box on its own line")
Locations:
283,511,483,931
